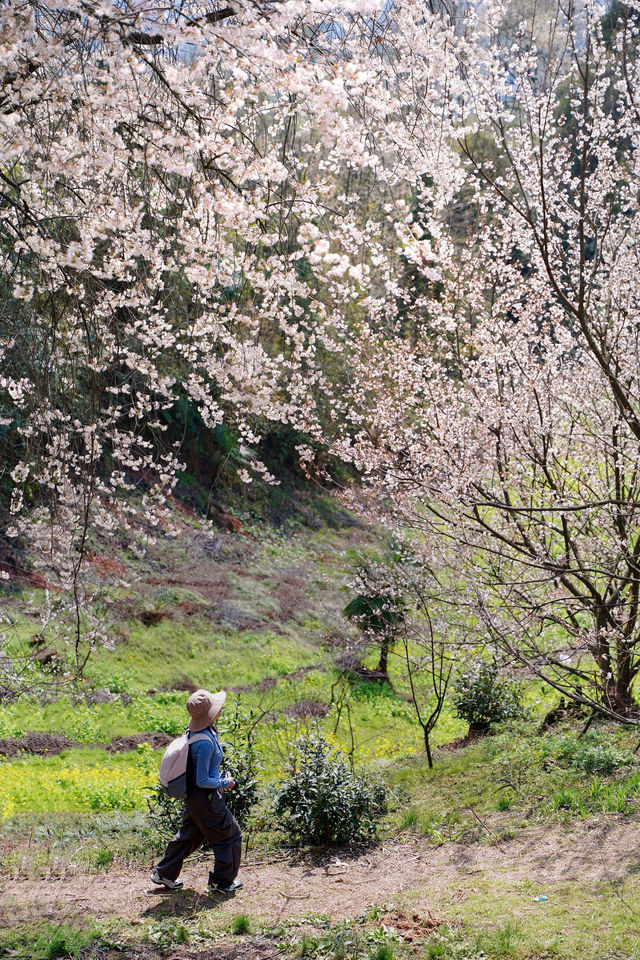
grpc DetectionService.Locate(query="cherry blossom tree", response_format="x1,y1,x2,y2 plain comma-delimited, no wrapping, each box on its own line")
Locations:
337,0,640,720
0,0,461,691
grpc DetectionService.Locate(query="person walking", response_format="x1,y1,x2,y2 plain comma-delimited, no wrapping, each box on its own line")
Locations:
151,688,243,894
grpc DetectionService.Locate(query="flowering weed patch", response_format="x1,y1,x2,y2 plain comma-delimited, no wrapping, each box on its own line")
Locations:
0,746,157,819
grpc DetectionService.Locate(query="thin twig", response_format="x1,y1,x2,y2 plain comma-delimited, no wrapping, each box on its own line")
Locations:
467,806,507,853
601,856,640,920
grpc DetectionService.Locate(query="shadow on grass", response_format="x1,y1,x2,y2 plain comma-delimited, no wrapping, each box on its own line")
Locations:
142,886,237,918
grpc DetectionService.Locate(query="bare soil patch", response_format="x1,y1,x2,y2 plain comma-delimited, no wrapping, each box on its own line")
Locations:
231,664,323,696
283,699,329,719
3,820,638,931
204,602,267,632
232,677,277,694
86,553,128,579
106,732,172,753
282,664,323,682
274,567,310,623
438,731,480,752
334,653,389,685
0,731,76,758
380,909,443,942
89,947,276,960
170,676,199,693
0,730,172,759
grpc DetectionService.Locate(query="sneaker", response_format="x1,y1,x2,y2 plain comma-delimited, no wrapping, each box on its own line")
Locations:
151,868,183,890
208,879,244,894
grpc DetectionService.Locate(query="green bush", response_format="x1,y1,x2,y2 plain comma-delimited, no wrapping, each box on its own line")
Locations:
218,704,263,827
146,783,185,840
452,660,523,732
273,733,388,846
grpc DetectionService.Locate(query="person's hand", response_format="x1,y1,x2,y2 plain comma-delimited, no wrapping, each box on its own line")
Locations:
225,779,236,790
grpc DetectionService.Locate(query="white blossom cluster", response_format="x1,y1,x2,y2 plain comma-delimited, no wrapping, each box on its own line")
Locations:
0,0,461,681
328,1,640,717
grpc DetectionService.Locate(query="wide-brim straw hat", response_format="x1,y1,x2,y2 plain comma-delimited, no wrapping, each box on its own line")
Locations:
186,689,227,732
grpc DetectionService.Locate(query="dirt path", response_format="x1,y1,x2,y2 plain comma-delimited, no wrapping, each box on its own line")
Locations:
2,819,638,931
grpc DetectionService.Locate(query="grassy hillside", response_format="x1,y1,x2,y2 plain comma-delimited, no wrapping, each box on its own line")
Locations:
2,498,640,960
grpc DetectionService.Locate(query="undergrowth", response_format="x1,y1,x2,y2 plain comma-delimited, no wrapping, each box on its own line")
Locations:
0,921,107,960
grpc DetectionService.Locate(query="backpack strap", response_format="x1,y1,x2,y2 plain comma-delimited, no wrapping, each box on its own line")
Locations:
188,731,214,746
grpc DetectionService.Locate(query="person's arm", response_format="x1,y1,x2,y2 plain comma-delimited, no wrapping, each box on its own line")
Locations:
191,738,233,790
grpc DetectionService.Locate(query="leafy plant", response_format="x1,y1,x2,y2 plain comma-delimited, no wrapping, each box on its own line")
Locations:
556,732,635,775
452,660,523,733
93,847,114,869
218,703,263,827
424,925,494,960
370,945,394,960
231,914,252,935
146,783,185,840
273,733,388,846
143,917,190,947
552,788,579,811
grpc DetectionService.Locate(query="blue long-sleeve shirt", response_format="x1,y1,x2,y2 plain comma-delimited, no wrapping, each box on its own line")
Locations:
188,727,232,791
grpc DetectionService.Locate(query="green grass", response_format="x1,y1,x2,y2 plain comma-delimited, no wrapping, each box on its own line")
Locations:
3,690,640,828
428,875,640,960
87,621,321,697
0,921,105,960
0,692,186,741
2,809,163,878
231,913,252,935
388,722,640,841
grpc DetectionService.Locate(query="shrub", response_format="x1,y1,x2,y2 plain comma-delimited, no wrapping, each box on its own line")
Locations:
452,660,523,732
218,704,262,827
146,784,185,840
273,733,388,846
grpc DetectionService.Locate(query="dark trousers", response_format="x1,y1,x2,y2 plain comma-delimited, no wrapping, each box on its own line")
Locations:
156,787,242,886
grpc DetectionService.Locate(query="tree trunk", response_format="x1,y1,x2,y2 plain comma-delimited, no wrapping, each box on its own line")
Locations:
424,725,433,769
604,674,635,716
615,641,635,714
378,636,390,678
